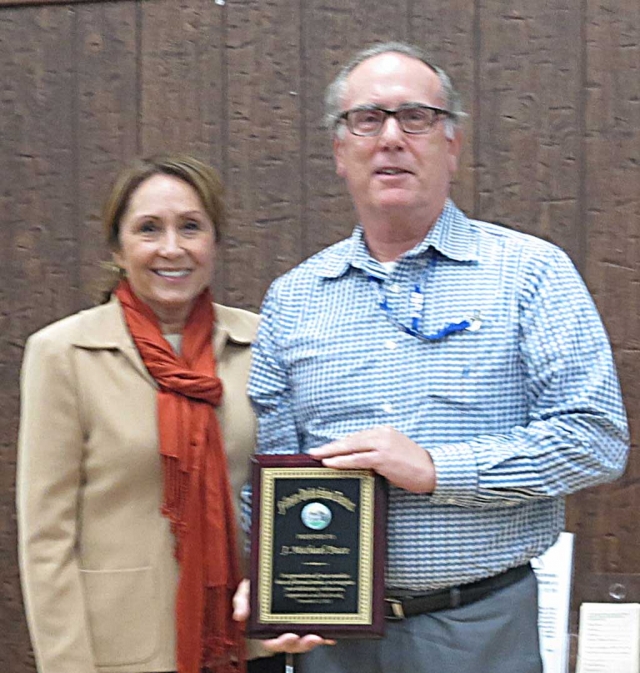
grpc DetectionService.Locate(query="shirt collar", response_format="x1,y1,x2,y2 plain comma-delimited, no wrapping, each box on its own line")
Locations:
423,200,480,263
317,200,479,279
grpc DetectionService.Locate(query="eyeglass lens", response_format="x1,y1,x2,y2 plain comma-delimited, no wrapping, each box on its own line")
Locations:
347,106,442,136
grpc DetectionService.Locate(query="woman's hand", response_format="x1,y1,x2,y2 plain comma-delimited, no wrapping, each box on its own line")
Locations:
232,579,251,623
232,579,336,653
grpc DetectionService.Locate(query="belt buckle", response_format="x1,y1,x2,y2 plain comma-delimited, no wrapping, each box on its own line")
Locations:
384,597,405,620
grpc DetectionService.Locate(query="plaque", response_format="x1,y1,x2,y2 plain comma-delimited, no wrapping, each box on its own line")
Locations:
247,453,387,639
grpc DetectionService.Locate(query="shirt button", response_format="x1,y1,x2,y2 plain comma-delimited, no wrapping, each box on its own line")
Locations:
382,403,394,414
384,339,398,350
389,283,401,293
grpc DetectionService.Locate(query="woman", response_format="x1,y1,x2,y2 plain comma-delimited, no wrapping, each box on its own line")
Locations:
17,155,279,673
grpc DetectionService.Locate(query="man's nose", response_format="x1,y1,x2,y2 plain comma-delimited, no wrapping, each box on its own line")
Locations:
378,114,406,145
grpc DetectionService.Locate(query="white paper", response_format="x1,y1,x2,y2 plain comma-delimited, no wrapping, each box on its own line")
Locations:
576,602,640,673
531,531,574,673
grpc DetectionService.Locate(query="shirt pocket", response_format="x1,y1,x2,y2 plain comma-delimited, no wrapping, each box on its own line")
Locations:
80,566,158,666
422,322,522,411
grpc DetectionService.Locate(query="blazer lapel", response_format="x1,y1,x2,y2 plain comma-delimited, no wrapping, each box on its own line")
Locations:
70,298,157,387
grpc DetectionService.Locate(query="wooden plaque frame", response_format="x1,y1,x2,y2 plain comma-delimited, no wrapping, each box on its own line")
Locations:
248,454,386,639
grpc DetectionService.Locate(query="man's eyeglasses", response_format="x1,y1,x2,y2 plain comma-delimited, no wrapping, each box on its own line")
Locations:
338,104,451,137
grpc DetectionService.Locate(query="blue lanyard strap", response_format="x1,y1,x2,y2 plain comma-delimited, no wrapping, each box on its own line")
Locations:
367,258,478,342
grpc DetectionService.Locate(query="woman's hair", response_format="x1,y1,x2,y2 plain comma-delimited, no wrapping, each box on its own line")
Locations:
103,154,226,250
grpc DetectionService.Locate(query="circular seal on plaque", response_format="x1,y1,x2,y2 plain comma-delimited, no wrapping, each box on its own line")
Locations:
301,502,332,530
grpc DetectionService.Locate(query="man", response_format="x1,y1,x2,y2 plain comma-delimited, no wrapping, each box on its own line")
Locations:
244,42,629,673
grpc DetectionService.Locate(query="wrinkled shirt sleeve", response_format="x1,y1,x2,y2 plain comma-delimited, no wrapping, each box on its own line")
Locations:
428,247,629,507
248,285,303,455
241,286,302,536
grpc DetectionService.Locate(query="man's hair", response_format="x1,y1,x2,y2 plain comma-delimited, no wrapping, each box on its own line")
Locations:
324,41,465,139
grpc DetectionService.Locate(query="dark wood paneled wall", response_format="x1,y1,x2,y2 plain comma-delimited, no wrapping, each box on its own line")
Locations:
1,1,638,671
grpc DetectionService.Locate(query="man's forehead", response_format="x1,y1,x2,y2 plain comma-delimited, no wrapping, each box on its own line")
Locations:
343,52,442,106
350,51,436,75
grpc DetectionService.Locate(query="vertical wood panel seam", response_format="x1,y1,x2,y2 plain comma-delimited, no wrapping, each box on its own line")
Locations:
472,0,481,218
299,0,308,263
220,1,229,295
135,0,142,155
577,0,588,275
71,6,81,310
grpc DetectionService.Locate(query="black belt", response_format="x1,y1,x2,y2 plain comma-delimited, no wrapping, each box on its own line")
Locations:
384,563,531,620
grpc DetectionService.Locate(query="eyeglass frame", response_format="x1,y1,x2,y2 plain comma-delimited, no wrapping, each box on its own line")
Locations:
336,103,453,137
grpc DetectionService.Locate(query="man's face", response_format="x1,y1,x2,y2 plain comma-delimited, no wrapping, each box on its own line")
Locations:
333,52,461,226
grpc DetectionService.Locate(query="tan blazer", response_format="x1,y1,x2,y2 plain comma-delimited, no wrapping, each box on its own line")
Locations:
17,298,264,673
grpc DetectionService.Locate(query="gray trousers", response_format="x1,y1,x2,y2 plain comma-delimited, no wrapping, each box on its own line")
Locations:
297,566,543,673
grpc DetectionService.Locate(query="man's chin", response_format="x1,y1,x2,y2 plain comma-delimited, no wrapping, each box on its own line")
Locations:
372,193,422,213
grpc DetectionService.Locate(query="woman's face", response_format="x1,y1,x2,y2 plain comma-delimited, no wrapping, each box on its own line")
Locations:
113,173,216,332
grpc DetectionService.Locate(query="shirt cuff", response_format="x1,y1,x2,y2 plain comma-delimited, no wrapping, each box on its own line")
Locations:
427,442,479,505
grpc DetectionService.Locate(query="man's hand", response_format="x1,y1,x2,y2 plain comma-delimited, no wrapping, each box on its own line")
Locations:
232,579,335,653
308,426,436,493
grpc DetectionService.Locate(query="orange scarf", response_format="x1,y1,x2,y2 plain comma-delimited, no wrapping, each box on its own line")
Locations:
115,280,245,673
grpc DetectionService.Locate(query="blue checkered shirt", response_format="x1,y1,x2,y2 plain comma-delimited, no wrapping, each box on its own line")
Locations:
248,200,629,591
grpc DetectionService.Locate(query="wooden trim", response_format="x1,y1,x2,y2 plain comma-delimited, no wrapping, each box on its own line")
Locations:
0,0,120,7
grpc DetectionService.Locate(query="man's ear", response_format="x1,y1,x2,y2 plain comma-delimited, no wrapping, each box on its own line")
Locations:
446,125,463,176
333,134,346,178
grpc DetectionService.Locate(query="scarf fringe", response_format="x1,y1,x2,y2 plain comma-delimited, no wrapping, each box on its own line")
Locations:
162,455,190,544
202,587,246,672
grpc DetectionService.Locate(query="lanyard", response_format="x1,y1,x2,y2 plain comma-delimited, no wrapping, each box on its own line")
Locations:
367,256,481,342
